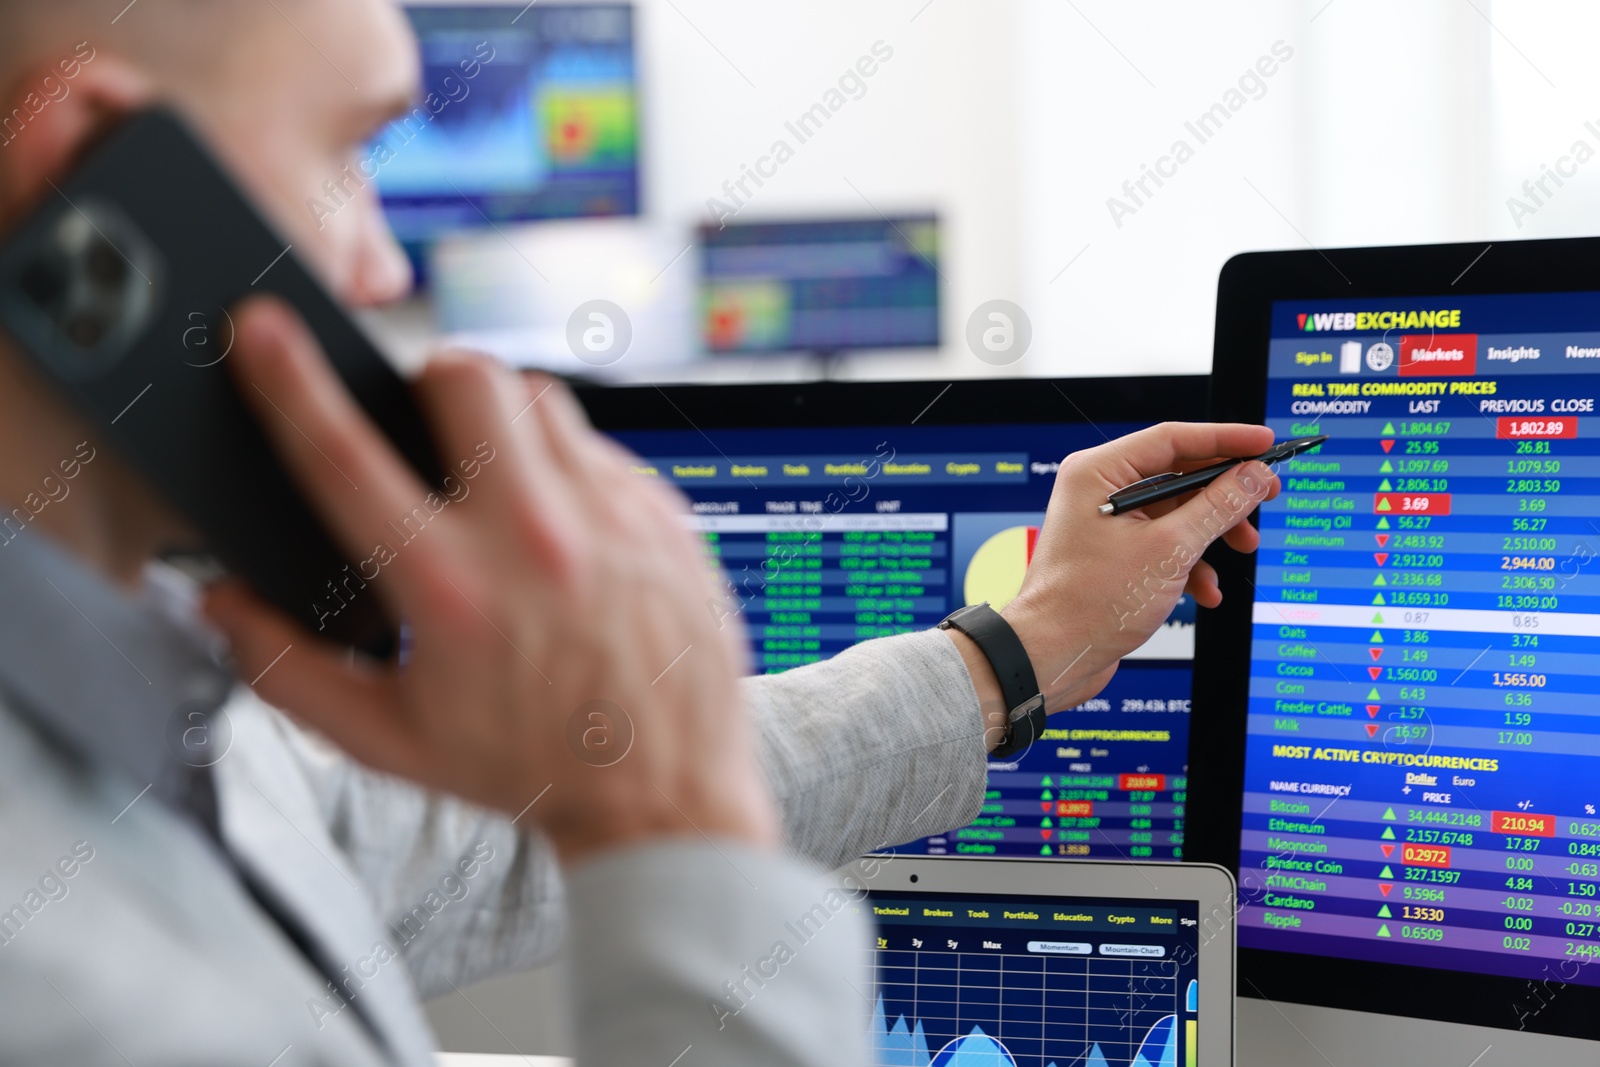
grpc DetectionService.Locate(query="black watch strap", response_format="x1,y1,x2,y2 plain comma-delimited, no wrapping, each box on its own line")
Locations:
938,602,1045,758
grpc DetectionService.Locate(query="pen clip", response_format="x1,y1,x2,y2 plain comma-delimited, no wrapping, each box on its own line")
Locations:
1109,471,1181,498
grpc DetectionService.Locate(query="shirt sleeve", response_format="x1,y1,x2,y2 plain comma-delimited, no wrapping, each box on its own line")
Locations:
261,706,567,999
564,838,873,1067
268,626,987,996
742,628,990,870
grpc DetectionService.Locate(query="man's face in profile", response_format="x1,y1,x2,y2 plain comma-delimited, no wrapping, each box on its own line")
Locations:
184,0,425,312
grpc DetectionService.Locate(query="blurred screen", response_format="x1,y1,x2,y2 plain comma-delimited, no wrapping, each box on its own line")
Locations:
698,217,940,354
373,4,639,276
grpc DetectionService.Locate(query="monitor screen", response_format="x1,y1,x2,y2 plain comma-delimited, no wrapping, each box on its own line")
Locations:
697,217,940,354
601,396,1196,862
372,5,638,265
1238,292,1600,991
862,889,1200,1067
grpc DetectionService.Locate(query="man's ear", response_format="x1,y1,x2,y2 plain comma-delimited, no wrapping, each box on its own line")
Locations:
0,53,153,231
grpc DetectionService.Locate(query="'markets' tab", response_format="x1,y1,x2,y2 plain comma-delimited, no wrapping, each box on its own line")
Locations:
1399,333,1477,376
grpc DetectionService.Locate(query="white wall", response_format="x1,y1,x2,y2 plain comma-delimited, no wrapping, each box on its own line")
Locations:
1484,1,1600,241
1300,0,1490,244
637,0,1023,380
1015,0,1515,379
378,0,1600,384
1013,1,1303,378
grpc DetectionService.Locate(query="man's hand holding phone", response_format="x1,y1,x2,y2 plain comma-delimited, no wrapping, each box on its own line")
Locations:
203,297,781,864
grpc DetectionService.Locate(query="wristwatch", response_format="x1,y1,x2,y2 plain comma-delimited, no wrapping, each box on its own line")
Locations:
938,602,1046,758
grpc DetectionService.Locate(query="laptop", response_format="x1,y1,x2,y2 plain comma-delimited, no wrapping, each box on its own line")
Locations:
846,857,1237,1066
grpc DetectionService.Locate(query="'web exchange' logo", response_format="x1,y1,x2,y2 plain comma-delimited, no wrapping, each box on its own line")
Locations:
1295,309,1463,332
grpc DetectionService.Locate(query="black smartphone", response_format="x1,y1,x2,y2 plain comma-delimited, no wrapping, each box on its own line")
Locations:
0,108,441,656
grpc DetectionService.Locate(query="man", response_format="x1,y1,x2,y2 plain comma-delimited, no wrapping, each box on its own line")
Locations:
0,2,1278,1064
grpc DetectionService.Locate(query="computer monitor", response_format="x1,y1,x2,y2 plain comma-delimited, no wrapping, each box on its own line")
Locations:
580,376,1204,862
697,217,940,358
1197,235,1600,1055
372,4,639,279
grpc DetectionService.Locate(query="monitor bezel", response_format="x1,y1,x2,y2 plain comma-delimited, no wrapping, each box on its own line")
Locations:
1193,235,1600,1041
575,374,1207,433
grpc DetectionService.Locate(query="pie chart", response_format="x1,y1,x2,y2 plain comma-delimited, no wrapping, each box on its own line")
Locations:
962,525,1038,610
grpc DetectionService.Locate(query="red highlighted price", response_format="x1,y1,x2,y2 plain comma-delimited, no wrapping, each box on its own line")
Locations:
1119,774,1165,791
1491,810,1556,837
1374,493,1452,515
1401,844,1452,869
1057,801,1094,817
1497,417,1578,440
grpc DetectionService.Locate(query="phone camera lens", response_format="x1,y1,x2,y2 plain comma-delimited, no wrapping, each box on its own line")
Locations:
6,197,162,381
66,313,108,348
85,240,126,286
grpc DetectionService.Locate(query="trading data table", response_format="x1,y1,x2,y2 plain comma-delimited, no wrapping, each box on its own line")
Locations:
691,511,953,669
1239,295,1600,986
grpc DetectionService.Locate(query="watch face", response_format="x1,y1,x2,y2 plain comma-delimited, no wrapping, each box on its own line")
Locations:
1366,341,1394,371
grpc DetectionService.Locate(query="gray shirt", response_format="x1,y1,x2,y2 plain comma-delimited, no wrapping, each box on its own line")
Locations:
0,529,988,1066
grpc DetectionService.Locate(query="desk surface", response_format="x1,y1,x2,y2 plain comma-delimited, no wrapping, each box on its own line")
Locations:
437,1056,568,1067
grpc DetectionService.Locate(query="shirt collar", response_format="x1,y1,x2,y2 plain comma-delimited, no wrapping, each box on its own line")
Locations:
0,528,236,807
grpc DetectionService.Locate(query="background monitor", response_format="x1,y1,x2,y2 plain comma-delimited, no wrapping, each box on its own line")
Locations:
374,4,639,281
580,375,1203,862
697,217,940,357
1197,234,1600,1057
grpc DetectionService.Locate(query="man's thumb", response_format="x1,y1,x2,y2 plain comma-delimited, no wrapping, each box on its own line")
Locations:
1169,460,1276,545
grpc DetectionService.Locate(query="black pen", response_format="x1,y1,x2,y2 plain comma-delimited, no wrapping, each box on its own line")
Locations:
1097,434,1329,516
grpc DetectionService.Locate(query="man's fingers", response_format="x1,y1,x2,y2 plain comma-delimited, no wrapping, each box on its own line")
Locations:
1167,460,1276,549
231,297,437,576
520,372,646,513
1221,519,1260,554
1185,560,1222,607
202,579,421,778
1103,422,1275,478
522,372,597,469
412,352,540,510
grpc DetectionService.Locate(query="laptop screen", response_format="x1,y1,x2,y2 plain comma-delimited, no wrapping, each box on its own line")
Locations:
862,889,1201,1067
602,415,1195,861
